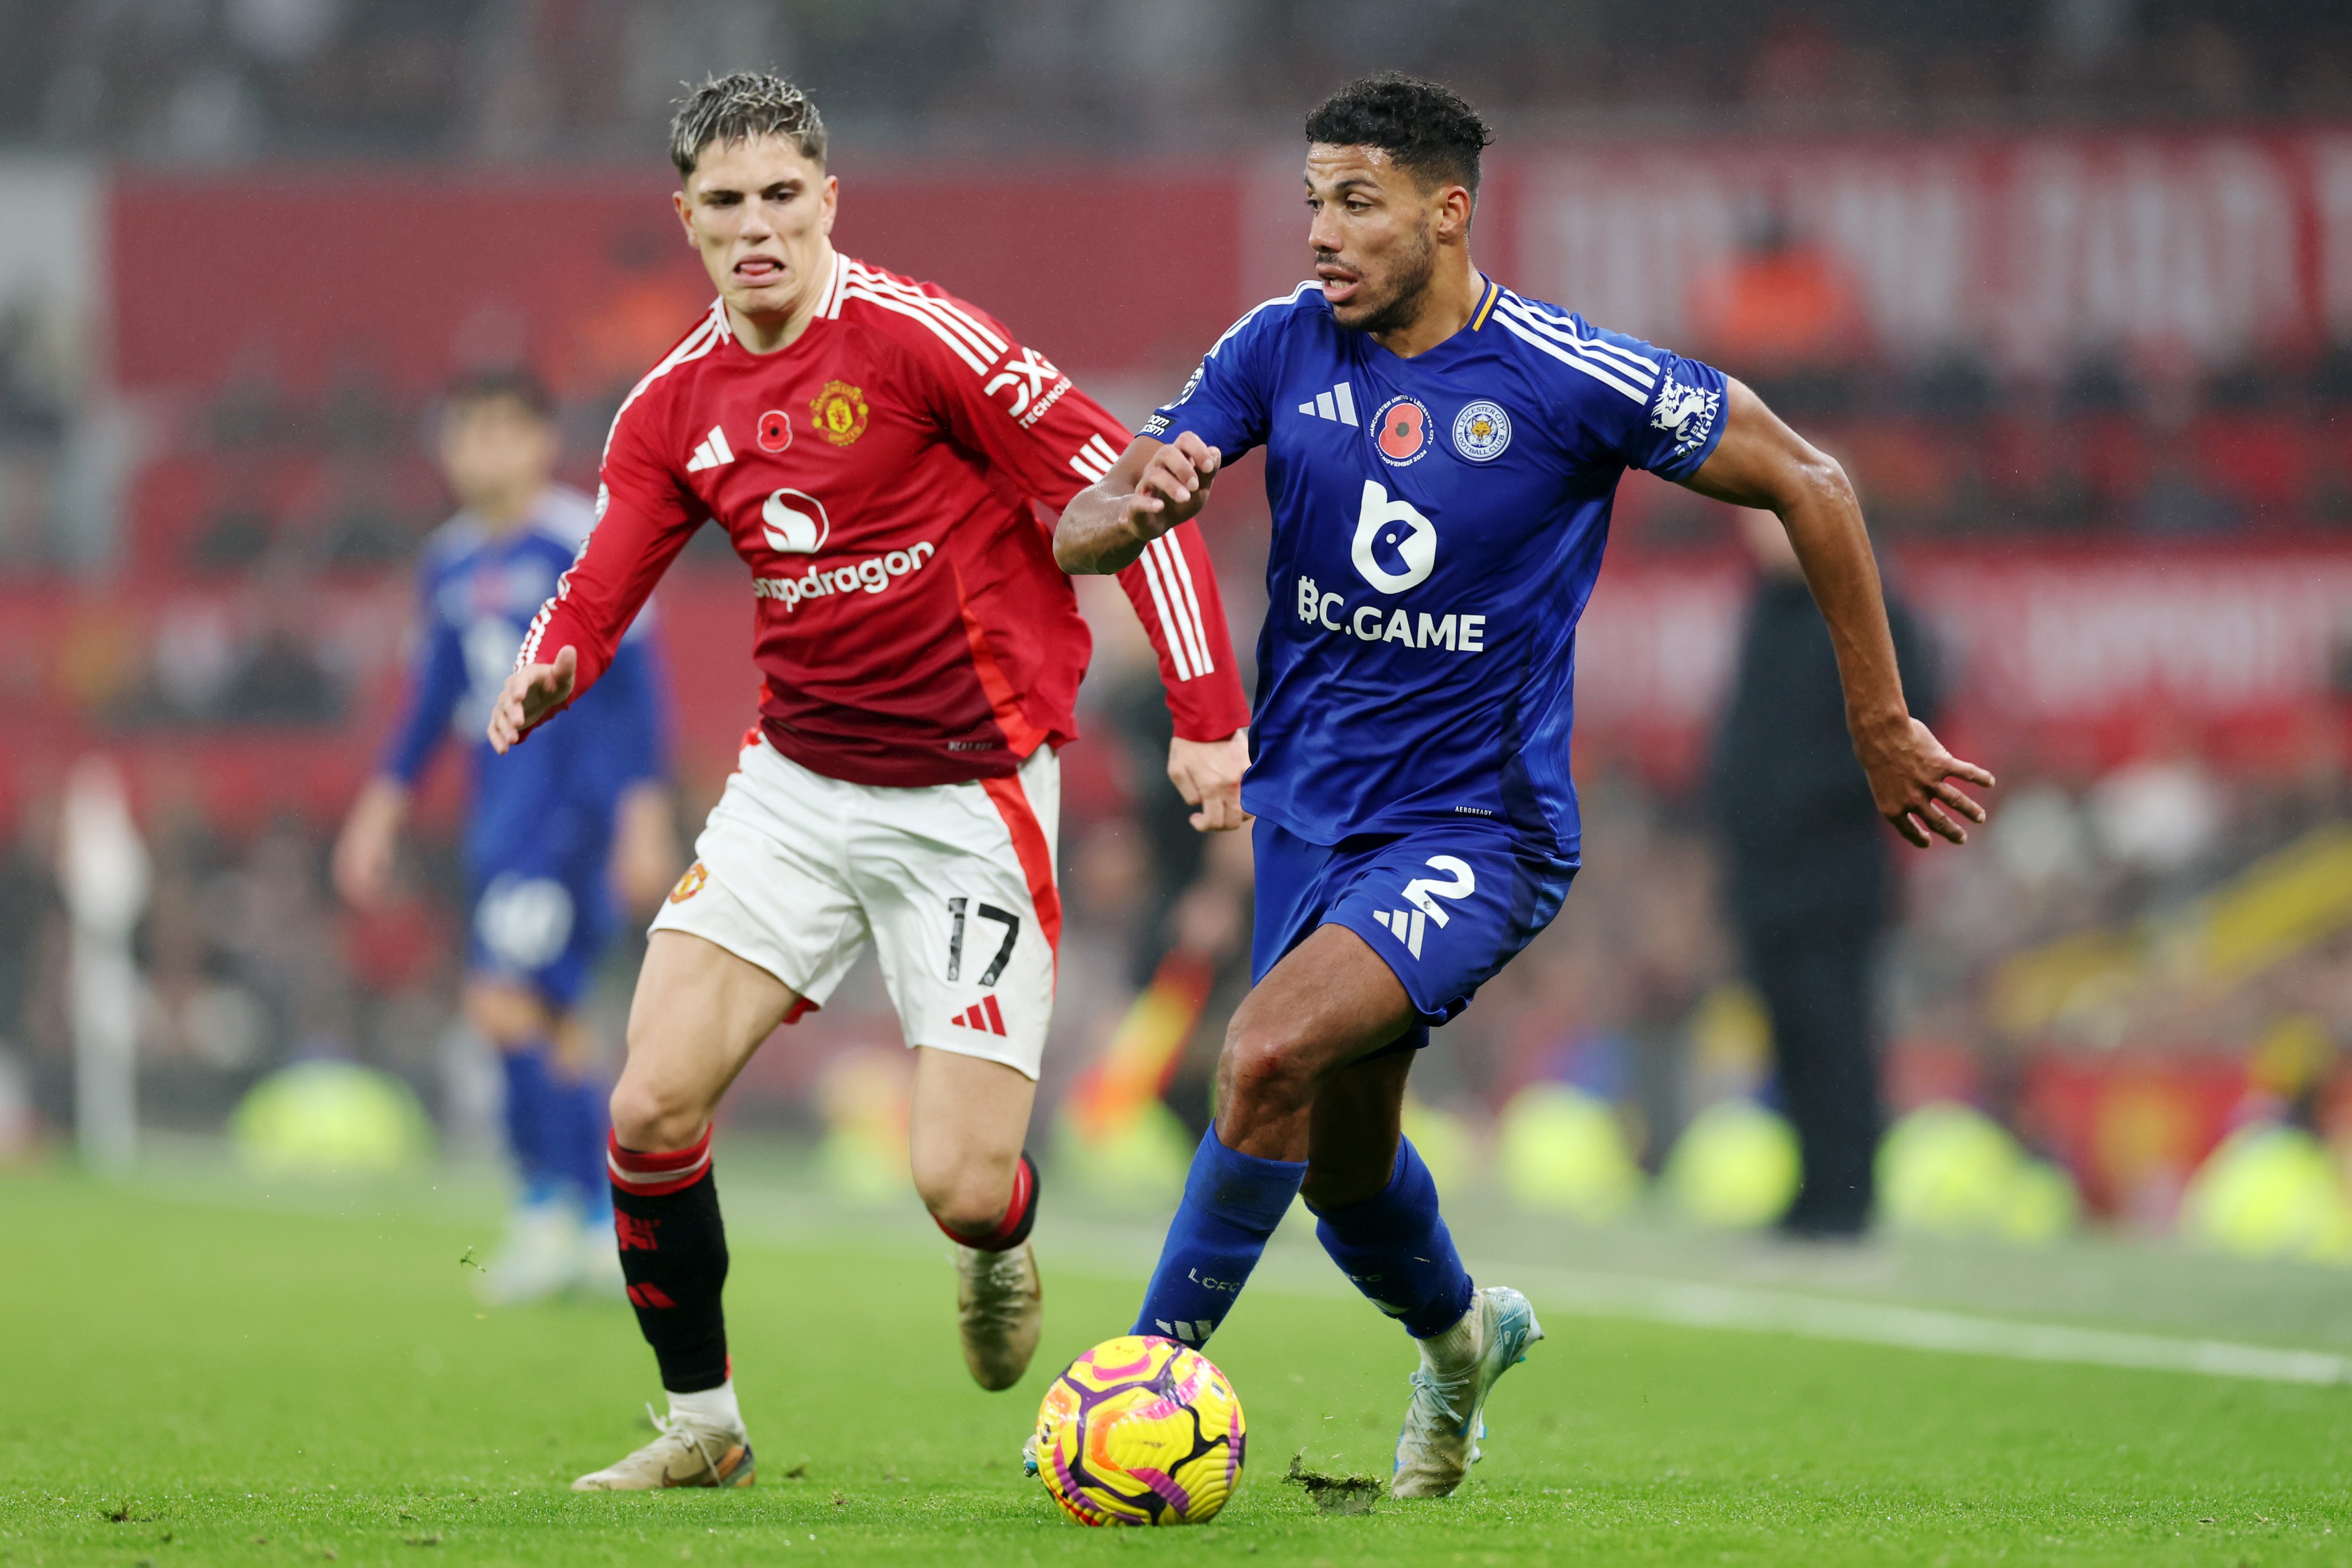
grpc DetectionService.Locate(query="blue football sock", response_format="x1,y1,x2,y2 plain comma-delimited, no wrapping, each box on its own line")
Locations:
1310,1137,1475,1339
498,1042,557,1207
1130,1125,1305,1348
548,1068,613,1217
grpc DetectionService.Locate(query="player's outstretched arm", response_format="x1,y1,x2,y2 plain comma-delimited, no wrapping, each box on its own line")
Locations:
1054,432,1223,575
485,645,578,755
332,776,410,909
1681,379,1994,848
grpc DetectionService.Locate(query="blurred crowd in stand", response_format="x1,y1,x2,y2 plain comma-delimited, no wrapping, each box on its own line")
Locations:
0,303,77,571
7,251,2352,1200
1621,208,2352,547
4,0,2348,162
6,0,2352,1230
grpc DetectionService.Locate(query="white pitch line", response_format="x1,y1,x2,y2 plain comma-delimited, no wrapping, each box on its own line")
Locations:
153,1162,2335,1394
1026,1215,2352,1388
1333,1258,2352,1387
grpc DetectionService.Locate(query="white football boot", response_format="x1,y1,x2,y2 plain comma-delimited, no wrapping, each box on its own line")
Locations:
954,1242,1043,1390
574,1218,629,1302
476,1202,582,1306
571,1408,755,1490
1390,1285,1545,1500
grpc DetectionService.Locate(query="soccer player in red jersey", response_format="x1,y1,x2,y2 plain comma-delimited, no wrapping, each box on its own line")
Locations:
485,73,1252,1490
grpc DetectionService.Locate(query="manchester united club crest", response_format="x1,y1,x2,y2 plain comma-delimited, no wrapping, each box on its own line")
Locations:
667,862,709,904
809,380,870,447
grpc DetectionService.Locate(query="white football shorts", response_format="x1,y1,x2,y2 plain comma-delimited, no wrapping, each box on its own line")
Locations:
651,735,1062,1079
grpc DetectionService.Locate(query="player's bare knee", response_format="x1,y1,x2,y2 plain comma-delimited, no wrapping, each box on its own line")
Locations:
605,1079,660,1148
608,1076,704,1152
1219,1026,1318,1118
912,1145,1015,1236
926,1185,1009,1239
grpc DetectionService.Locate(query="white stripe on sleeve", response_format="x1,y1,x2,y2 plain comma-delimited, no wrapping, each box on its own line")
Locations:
849,265,1009,358
841,286,989,373
1134,543,1196,682
1493,311,1649,402
1495,297,1659,387
1153,534,1214,677
599,307,724,462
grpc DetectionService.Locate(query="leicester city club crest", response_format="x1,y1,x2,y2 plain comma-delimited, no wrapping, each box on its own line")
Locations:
1451,400,1512,463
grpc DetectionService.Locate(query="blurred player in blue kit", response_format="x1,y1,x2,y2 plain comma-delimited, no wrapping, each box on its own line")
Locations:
335,369,680,1303
1057,74,1994,1498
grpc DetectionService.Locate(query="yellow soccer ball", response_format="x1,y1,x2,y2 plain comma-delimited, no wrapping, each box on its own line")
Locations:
1032,1335,1245,1526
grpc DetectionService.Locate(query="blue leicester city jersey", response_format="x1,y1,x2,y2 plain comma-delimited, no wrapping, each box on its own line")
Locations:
382,485,671,880
1142,277,1730,857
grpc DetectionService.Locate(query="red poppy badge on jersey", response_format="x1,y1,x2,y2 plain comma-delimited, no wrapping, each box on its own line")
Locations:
1372,394,1432,467
757,410,792,453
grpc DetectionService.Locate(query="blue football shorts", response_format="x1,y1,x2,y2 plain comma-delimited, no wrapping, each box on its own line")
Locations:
1252,818,1577,1056
463,859,611,1012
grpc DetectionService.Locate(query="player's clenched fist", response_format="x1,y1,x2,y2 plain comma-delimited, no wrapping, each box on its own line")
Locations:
486,644,578,754
1123,432,1223,539
1854,714,1994,848
1168,729,1252,833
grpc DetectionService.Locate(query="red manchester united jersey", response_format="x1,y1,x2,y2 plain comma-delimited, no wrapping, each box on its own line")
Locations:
518,253,1250,786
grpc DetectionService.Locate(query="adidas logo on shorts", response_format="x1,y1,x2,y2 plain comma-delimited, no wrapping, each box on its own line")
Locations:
1372,906,1427,959
951,995,1009,1036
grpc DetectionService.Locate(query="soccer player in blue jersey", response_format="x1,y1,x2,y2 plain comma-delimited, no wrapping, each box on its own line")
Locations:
1056,73,1994,1498
335,369,681,1304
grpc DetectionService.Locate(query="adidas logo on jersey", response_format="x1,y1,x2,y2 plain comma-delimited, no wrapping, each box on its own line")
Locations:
1296,381,1360,426
951,994,1009,1036
685,425,736,472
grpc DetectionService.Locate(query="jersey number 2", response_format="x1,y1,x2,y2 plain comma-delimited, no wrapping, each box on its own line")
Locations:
946,897,1020,986
1401,856,1476,928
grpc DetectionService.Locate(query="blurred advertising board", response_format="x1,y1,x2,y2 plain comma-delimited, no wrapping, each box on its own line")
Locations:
109,128,2352,406
1577,545,2352,783
1510,132,2352,370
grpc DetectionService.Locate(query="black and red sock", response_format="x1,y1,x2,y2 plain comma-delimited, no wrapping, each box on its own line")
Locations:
933,1152,1039,1252
609,1127,730,1393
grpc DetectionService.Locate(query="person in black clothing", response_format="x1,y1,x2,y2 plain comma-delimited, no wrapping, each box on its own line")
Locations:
1709,510,1946,1237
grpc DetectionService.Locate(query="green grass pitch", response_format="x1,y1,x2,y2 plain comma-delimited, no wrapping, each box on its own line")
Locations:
5,1152,2352,1566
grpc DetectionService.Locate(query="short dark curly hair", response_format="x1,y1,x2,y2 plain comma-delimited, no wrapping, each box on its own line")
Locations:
445,366,552,422
1304,72,1494,197
669,70,827,179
